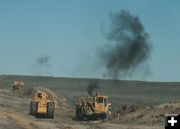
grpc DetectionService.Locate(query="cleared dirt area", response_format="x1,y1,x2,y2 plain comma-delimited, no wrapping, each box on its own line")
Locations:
0,75,180,129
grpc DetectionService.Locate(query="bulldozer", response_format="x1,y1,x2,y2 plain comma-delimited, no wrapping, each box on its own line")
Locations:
30,87,57,118
13,81,24,90
76,93,112,120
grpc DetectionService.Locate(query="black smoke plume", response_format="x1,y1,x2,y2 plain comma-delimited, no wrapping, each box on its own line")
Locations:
87,80,99,96
100,10,152,79
36,55,51,66
33,55,52,75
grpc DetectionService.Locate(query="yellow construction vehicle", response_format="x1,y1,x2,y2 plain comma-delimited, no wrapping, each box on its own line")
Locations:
30,88,56,118
76,93,112,120
13,81,24,90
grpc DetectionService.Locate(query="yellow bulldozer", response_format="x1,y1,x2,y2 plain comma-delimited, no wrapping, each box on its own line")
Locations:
76,93,112,120
13,81,24,90
30,87,58,118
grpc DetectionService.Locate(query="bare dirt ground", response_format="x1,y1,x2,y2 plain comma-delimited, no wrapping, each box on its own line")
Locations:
0,75,180,129
0,88,163,129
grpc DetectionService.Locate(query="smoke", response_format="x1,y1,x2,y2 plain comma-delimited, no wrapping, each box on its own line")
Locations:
87,80,99,96
33,55,52,75
36,55,51,66
100,10,152,79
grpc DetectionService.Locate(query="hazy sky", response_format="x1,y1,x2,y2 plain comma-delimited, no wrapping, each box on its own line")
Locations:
0,0,180,81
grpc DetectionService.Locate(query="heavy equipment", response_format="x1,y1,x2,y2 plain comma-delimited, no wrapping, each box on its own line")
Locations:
13,81,24,90
30,87,58,118
76,92,112,120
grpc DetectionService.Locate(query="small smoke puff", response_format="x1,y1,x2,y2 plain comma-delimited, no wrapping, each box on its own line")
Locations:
36,55,52,67
87,80,99,96
100,10,152,79
33,55,52,75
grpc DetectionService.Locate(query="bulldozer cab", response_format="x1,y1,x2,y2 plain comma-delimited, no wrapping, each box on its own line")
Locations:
33,91,52,102
94,95,109,113
95,96,107,104
37,92,46,99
